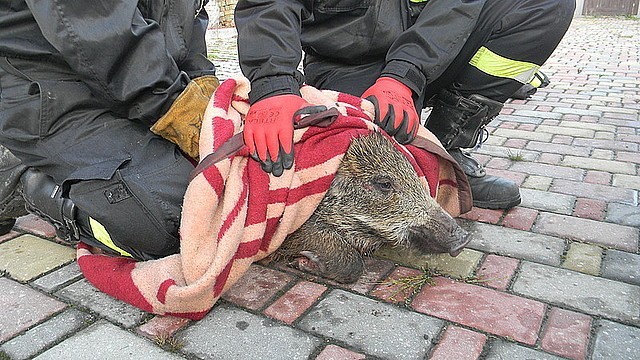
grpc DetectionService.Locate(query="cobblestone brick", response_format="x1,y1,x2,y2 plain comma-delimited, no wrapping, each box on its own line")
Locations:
375,244,483,279
536,124,595,138
370,266,425,304
31,261,82,293
584,170,612,185
509,162,584,181
562,156,636,174
55,279,146,328
572,198,606,221
485,339,564,360
136,315,191,340
601,249,640,286
221,264,294,310
179,304,320,359
0,235,76,282
429,326,487,360
463,221,565,266
612,174,640,189
592,320,640,359
521,175,553,191
459,207,504,224
412,277,545,345
264,281,327,324
476,254,520,290
562,242,602,275
540,307,591,360
0,278,67,342
573,138,638,152
35,321,182,359
299,289,444,359
0,309,94,360
501,206,539,231
513,262,640,326
13,214,57,239
315,345,365,360
550,179,636,205
606,203,640,228
533,212,638,252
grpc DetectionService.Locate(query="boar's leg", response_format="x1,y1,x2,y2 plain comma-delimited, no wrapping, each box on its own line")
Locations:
278,223,365,283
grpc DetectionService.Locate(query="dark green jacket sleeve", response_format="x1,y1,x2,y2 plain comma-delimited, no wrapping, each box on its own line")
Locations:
235,0,311,103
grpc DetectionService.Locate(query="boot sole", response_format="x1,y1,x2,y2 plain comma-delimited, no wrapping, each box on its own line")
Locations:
0,185,27,235
473,194,522,210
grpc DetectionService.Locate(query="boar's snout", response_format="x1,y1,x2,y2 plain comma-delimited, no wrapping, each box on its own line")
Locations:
407,221,471,257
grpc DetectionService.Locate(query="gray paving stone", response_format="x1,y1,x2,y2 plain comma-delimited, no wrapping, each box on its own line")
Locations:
592,320,640,360
536,124,595,138
525,141,591,157
613,174,640,190
462,221,566,266
485,339,564,360
510,162,584,181
0,309,94,360
532,213,638,252
33,321,181,360
31,261,83,293
511,109,564,120
513,262,640,326
0,278,67,343
55,279,146,328
297,289,444,360
519,188,575,215
550,179,637,205
493,114,544,124
552,107,603,117
492,128,553,142
178,303,320,359
601,249,640,286
562,156,636,175
572,138,638,152
473,144,539,162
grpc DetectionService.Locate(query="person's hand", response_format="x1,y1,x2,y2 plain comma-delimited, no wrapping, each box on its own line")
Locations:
362,77,419,144
243,94,309,177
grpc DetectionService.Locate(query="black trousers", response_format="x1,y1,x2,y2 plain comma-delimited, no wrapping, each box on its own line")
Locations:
0,0,214,260
0,58,194,260
304,0,575,106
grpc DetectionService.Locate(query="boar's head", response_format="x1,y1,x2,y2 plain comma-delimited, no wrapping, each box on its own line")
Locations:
275,131,470,283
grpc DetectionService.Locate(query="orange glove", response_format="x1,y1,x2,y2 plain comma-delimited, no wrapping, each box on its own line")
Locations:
362,77,419,144
243,94,310,177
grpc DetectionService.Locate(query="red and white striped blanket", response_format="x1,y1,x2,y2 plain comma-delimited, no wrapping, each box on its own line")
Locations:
77,76,471,320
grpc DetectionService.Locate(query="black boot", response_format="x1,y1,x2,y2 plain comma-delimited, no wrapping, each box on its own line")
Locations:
20,169,81,243
424,89,521,210
0,146,28,235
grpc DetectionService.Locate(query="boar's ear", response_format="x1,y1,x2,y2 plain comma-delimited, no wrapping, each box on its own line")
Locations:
289,251,327,275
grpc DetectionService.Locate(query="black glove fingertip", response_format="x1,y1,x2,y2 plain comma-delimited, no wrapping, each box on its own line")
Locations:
383,104,398,136
282,147,294,170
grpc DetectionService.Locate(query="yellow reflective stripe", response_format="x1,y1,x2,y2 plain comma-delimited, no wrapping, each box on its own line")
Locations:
530,72,543,87
469,46,540,84
89,217,133,257
410,0,429,3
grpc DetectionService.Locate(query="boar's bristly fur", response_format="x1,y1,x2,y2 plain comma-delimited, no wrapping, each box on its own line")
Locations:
270,131,470,283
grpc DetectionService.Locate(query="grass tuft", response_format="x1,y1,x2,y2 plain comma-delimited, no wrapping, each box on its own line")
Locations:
153,334,185,352
378,266,439,305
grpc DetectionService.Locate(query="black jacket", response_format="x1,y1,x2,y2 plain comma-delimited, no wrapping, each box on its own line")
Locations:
235,0,485,103
0,0,215,125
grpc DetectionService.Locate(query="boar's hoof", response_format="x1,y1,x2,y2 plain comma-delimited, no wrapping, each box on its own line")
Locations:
289,250,364,284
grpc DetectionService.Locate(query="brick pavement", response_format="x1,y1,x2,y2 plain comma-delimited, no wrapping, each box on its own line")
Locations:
1,16,639,360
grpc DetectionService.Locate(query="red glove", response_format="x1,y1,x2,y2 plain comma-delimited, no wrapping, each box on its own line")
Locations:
362,77,420,144
243,94,309,176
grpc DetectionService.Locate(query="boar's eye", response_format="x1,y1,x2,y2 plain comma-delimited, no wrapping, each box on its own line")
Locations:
371,175,394,193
